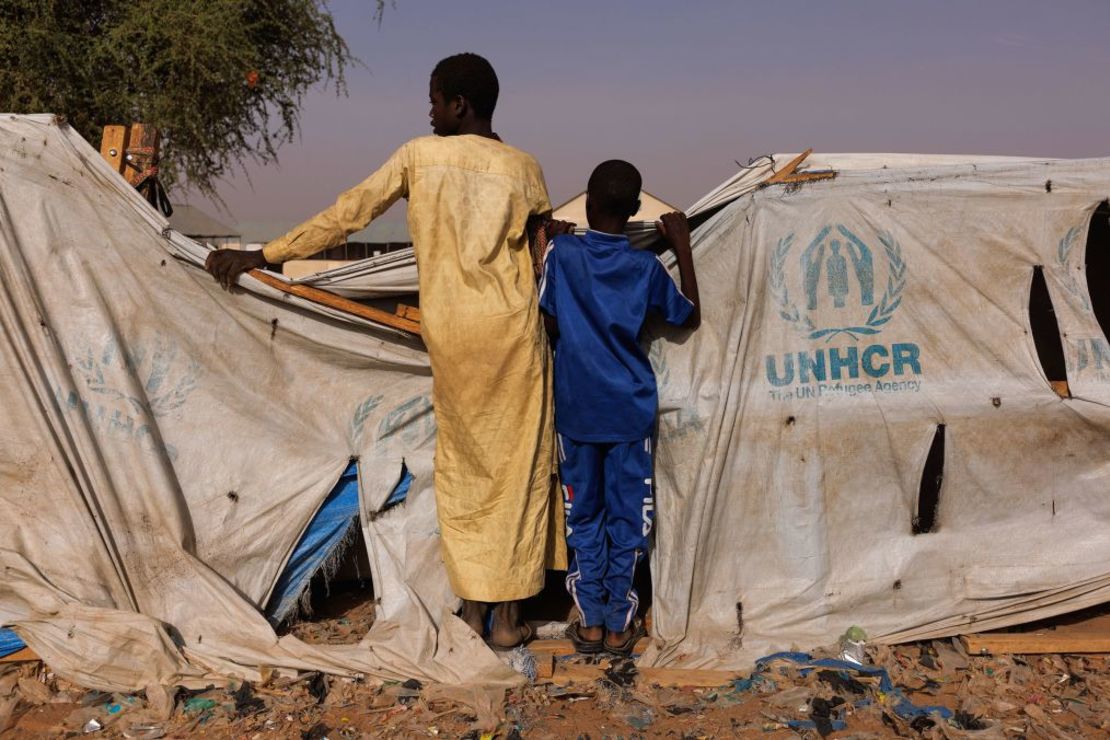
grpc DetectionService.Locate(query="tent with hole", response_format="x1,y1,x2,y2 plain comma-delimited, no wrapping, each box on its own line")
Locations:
3,113,1110,691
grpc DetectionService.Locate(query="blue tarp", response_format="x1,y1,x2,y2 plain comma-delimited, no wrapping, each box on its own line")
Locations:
265,461,411,625
0,628,24,657
740,651,954,722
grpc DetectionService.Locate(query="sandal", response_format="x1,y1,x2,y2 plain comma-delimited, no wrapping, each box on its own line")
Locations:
604,617,647,657
565,619,605,655
487,619,536,651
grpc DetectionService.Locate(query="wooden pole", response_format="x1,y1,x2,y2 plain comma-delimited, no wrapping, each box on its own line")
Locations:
99,125,130,174
763,148,837,187
124,123,161,187
248,269,422,335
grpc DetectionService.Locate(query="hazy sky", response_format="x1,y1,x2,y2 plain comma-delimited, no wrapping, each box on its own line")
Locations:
192,0,1110,223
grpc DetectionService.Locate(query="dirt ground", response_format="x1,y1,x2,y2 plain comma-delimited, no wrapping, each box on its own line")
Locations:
4,593,1110,739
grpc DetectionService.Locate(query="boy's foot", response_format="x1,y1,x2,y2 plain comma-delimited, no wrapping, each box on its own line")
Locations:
488,601,535,649
604,617,647,657
459,599,488,636
565,619,605,654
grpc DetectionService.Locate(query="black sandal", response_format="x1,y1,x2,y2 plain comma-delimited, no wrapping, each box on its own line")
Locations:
604,617,646,657
565,619,605,655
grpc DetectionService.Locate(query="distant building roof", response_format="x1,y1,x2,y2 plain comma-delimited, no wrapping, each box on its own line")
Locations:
552,190,678,225
169,204,239,238
238,219,410,246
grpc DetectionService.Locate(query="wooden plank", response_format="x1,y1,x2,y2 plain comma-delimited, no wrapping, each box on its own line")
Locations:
0,647,38,663
535,654,555,680
545,662,738,688
395,303,421,322
529,638,651,658
763,149,813,185
779,171,837,184
248,269,421,335
961,611,1110,655
961,630,1110,655
1050,380,1070,398
761,148,836,187
124,123,161,187
99,125,129,175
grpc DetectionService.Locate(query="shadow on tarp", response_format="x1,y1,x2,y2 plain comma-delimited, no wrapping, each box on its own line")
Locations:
265,460,412,626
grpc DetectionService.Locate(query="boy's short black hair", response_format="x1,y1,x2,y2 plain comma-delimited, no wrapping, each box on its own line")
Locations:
432,53,499,119
587,160,642,218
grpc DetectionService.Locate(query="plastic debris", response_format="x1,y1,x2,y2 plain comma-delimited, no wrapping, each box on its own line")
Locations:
502,645,538,682
6,616,1110,737
838,625,868,665
625,706,654,730
80,690,111,707
604,657,638,687
232,681,265,717
83,718,103,733
302,671,327,704
769,685,812,710
183,697,217,714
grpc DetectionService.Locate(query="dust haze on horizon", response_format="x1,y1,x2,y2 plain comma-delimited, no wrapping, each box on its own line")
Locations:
183,0,1110,224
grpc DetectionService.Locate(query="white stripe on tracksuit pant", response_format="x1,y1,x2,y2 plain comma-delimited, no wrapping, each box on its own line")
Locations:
558,433,654,632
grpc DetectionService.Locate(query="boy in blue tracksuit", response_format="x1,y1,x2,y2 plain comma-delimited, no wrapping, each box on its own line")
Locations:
539,160,701,655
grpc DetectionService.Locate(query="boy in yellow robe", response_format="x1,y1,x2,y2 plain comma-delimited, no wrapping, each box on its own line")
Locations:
206,53,565,647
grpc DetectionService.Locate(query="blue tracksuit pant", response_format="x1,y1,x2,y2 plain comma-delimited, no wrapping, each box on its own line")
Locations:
558,433,654,633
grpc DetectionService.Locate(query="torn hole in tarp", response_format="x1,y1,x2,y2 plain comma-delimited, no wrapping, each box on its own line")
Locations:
1085,200,1110,340
913,425,945,535
1028,265,1070,397
264,460,413,627
373,462,413,518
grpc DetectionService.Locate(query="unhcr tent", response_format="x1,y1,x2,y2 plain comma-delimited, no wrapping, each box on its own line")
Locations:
2,114,1110,691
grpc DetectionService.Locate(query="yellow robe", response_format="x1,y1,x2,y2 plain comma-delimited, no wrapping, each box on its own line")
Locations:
264,135,566,601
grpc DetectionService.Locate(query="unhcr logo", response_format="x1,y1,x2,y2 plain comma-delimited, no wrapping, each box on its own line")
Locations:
765,225,923,399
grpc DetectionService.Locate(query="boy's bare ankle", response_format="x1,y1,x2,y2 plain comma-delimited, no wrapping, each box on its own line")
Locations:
578,624,603,641
604,628,631,646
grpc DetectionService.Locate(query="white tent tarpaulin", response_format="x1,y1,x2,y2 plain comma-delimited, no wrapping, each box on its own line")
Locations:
3,114,1110,690
0,115,507,691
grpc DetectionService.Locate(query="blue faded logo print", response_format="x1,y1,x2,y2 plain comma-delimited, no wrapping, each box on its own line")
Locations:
766,225,922,400
55,334,201,459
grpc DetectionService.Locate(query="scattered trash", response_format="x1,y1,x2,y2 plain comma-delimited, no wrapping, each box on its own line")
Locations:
730,673,775,694
838,625,868,665
232,681,265,717
816,669,866,695
307,671,329,704
17,676,53,704
603,657,638,687
6,620,1110,737
953,709,990,730
80,690,112,707
808,696,846,737
502,645,538,682
143,684,175,720
624,705,654,730
182,696,217,715
769,685,812,710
